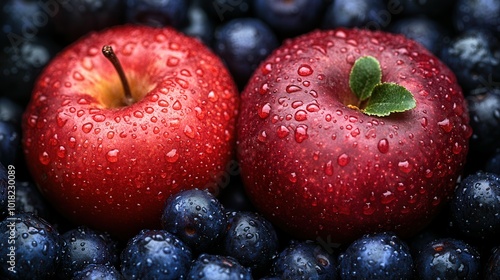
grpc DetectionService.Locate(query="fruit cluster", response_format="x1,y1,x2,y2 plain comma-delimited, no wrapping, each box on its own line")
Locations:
1,0,500,279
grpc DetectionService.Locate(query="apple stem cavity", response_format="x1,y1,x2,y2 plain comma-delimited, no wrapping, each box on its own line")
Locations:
102,45,134,106
348,56,416,117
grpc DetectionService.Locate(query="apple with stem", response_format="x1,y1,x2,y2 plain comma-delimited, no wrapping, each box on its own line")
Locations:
22,25,239,238
237,28,471,243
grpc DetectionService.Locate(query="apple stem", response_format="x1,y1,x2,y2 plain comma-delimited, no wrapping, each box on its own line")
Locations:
102,45,134,106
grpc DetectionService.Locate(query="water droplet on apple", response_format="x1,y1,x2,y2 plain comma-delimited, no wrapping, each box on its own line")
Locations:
398,160,412,173
259,83,270,94
346,54,356,64
288,172,297,183
155,33,167,42
121,42,135,55
277,126,290,138
294,110,307,121
350,128,360,137
133,111,144,118
106,196,113,205
166,149,179,163
57,146,66,158
107,131,115,139
437,118,452,132
363,203,375,215
194,107,205,120
92,114,106,122
452,142,463,154
68,137,77,148
172,100,182,110
183,125,196,139
306,103,320,112
207,91,218,102
77,110,85,117
257,130,267,143
381,191,396,204
82,57,93,70
158,100,169,107
337,153,350,166
309,90,318,98
291,101,303,109
258,103,271,119
82,123,93,133
39,152,50,165
286,85,302,93
166,56,180,67
297,64,313,76
73,71,84,81
294,125,308,143
432,196,441,206
377,138,389,153
175,78,189,89
324,161,334,176
261,63,272,74
106,149,119,163
56,113,67,127
180,69,191,77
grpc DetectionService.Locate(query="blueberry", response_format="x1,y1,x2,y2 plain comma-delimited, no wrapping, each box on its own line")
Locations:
218,180,256,212
51,0,125,43
484,151,500,174
201,0,253,23
485,246,500,280
186,253,252,280
223,211,279,274
466,88,500,158
322,0,386,30
0,163,7,219
73,264,124,280
125,0,188,29
388,16,451,55
0,121,20,166
0,212,62,280
214,18,279,89
181,2,215,46
254,0,325,37
0,36,61,106
14,181,54,221
273,240,337,280
120,229,192,280
398,0,455,18
414,238,481,280
161,188,227,253
57,226,119,279
0,97,23,124
450,171,500,240
454,0,500,38
338,232,413,280
0,0,54,42
439,29,500,92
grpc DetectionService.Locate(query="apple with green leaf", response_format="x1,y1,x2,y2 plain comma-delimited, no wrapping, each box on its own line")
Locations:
237,28,471,243
22,25,239,238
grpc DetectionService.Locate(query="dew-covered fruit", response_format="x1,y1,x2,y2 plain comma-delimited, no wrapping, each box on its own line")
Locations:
120,229,192,280
161,188,228,253
450,171,500,240
338,232,413,280
414,238,481,280
21,25,239,239
0,212,62,280
237,28,471,243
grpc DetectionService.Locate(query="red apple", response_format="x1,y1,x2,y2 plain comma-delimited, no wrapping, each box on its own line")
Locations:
22,25,239,238
237,28,471,243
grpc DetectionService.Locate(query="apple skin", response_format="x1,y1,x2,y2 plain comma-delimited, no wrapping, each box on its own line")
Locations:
22,25,239,238
237,28,471,243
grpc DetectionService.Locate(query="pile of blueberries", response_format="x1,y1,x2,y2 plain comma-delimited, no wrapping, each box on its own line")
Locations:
1,0,500,279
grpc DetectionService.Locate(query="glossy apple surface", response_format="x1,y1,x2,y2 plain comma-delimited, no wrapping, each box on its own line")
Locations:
237,28,471,243
22,25,239,238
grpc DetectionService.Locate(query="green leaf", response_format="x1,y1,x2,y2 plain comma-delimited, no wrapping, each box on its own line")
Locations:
362,83,416,117
349,56,382,101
